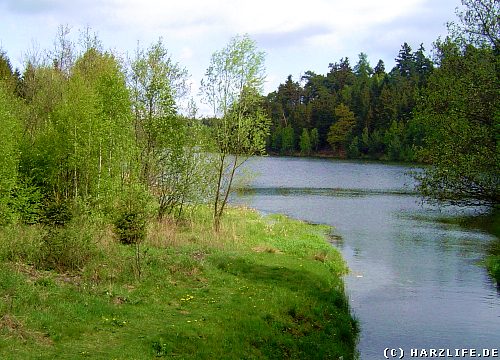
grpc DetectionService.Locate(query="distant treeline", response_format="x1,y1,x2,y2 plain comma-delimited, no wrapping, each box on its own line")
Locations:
263,44,433,161
263,0,499,207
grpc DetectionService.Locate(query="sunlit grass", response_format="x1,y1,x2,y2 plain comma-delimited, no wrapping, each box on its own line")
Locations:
0,206,357,359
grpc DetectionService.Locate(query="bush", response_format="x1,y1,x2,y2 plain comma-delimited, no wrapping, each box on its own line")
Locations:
9,180,43,224
113,184,151,245
114,210,146,245
38,219,97,272
41,200,72,227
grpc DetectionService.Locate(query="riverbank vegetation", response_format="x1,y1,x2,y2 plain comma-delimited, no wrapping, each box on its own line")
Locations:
0,207,358,359
0,30,358,358
440,211,500,284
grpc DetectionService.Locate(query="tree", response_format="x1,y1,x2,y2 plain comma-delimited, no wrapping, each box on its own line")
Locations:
299,128,312,156
16,41,136,215
0,51,20,93
129,39,206,219
129,39,184,186
384,120,404,161
412,0,499,206
448,0,500,50
281,125,295,154
200,34,270,231
327,104,356,155
414,44,434,86
413,38,499,206
0,82,22,224
395,42,416,78
310,128,319,152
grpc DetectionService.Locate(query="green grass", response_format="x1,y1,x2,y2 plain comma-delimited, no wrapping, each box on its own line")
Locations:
0,207,358,359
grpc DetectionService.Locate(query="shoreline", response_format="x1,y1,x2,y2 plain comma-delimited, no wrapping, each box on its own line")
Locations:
0,206,359,359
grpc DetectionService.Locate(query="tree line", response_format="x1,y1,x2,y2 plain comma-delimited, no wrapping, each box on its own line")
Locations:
264,0,499,207
0,29,269,235
264,44,432,161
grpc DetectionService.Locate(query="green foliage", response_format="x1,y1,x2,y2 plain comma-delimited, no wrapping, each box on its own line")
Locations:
281,125,295,154
0,83,22,225
18,47,135,211
347,136,360,158
327,104,356,154
41,200,73,227
129,39,210,220
384,120,404,161
0,224,45,264
201,34,271,230
448,0,499,50
114,211,146,245
413,40,499,206
38,219,97,272
7,180,42,225
113,183,151,245
130,39,187,187
368,129,385,156
0,51,20,93
310,128,319,151
264,45,434,159
155,118,216,219
299,128,312,155
271,126,283,152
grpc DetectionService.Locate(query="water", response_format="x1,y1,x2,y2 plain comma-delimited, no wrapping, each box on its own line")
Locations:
233,156,499,359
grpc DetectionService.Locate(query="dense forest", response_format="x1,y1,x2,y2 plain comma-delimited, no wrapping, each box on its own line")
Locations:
264,45,433,161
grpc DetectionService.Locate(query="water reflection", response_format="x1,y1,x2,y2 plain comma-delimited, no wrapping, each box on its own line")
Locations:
234,157,499,359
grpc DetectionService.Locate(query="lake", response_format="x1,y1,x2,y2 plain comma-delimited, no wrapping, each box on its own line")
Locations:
233,156,499,359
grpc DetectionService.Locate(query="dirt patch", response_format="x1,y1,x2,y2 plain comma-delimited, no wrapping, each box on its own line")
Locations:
0,314,53,346
252,245,282,254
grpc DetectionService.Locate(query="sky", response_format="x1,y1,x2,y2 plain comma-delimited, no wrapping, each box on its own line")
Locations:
0,0,460,114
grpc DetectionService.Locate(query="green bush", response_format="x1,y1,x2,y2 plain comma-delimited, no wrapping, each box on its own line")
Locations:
38,220,97,272
8,180,43,224
41,200,72,227
114,210,146,245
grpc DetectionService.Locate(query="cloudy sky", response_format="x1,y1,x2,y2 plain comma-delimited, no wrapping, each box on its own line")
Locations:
0,0,459,113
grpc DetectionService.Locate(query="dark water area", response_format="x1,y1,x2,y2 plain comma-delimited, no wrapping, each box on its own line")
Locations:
233,156,499,359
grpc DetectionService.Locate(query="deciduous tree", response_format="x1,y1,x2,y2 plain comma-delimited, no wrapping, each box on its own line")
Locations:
201,34,270,231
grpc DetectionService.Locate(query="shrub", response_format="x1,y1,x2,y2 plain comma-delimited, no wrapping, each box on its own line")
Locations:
114,210,146,245
41,200,72,227
38,219,97,272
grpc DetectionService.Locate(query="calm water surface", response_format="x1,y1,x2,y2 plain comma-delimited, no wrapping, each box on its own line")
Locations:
234,156,499,359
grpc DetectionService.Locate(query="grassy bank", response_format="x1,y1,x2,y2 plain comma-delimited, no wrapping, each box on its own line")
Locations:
0,207,358,359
